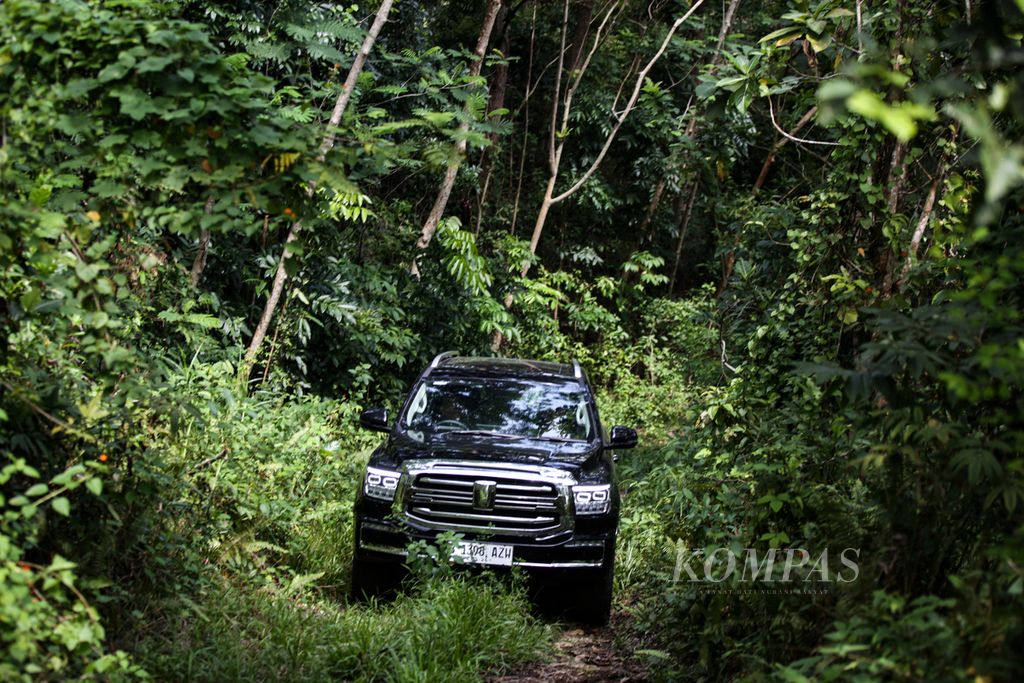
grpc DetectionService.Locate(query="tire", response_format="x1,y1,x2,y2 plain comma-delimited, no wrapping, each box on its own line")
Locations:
570,550,614,625
349,553,404,602
529,541,615,625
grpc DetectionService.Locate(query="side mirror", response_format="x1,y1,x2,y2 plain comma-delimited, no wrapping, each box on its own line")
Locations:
608,425,638,449
359,407,390,433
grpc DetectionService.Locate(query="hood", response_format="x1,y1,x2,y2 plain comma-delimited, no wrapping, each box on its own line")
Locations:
385,431,601,471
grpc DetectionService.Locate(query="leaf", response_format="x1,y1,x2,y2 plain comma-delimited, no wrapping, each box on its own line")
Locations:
759,26,803,46
29,186,52,206
52,497,71,516
97,62,130,82
715,75,748,90
25,483,50,499
695,80,718,99
114,87,160,120
86,478,103,496
136,54,177,73
846,90,934,142
806,32,832,53
75,262,100,282
286,571,325,595
817,79,857,101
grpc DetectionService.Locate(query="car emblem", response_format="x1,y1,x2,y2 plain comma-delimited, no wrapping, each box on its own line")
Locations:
473,480,497,510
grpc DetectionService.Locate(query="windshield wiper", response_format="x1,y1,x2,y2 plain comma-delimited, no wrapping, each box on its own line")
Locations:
444,430,581,443
525,435,580,443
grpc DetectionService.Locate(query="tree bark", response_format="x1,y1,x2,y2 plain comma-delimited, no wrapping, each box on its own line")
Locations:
320,0,395,158
669,182,699,293
189,197,217,287
509,2,538,236
879,141,909,296
895,172,942,288
411,0,503,274
476,0,533,234
637,176,667,245
241,0,394,381
190,229,211,287
711,0,742,66
566,1,594,73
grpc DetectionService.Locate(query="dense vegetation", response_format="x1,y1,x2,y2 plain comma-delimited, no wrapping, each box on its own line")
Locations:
2,0,1023,680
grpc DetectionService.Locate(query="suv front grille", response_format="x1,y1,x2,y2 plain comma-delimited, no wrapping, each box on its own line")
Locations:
399,461,574,538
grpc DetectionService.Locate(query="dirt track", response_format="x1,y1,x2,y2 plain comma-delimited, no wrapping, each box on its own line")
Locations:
490,613,650,683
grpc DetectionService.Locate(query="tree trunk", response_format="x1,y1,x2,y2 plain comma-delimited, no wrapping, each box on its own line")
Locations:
241,0,394,382
320,0,396,158
879,142,909,296
525,175,559,275
669,182,699,293
637,176,667,245
711,0,742,66
509,2,538,236
411,0,503,274
190,229,211,287
895,172,942,288
566,1,594,73
189,197,216,287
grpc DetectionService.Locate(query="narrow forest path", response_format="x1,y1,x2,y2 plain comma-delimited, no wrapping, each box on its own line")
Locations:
490,612,651,683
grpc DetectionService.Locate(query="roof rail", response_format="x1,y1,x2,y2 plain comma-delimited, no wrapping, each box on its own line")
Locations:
572,359,583,379
429,350,458,369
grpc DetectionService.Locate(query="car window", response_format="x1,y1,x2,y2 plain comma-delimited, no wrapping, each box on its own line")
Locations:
403,377,592,442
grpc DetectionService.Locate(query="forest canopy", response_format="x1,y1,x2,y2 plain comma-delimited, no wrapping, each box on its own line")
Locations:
1,0,1023,680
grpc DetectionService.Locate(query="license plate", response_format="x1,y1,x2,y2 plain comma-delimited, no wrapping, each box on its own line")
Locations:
452,541,513,566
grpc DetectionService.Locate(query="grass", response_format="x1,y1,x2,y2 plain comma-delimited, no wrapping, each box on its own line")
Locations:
133,573,551,682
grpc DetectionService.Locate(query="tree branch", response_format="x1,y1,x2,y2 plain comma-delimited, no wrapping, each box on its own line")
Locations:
552,0,706,204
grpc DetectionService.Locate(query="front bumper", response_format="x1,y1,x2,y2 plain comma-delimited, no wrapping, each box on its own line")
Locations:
356,517,613,569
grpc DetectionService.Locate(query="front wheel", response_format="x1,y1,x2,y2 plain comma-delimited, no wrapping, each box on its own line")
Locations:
569,551,614,625
349,554,404,602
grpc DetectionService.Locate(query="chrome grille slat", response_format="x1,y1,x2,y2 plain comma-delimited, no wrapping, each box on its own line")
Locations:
409,507,556,525
399,460,575,538
410,492,472,505
418,477,474,488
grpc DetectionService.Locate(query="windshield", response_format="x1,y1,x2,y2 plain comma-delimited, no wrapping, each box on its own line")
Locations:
401,377,593,442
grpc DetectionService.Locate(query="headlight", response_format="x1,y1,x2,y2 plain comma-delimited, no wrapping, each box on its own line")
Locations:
364,466,400,501
573,484,611,515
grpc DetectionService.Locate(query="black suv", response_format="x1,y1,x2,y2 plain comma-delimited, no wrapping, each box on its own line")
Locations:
351,352,637,623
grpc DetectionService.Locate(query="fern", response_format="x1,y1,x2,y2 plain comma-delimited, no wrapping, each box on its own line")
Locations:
438,217,492,296
328,189,376,223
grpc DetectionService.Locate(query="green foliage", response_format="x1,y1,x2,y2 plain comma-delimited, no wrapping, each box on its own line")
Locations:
776,592,968,682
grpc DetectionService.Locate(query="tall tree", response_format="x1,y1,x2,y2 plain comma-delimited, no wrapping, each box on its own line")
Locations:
410,0,504,275
520,0,706,278
241,0,395,381
668,0,742,291
492,0,706,349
